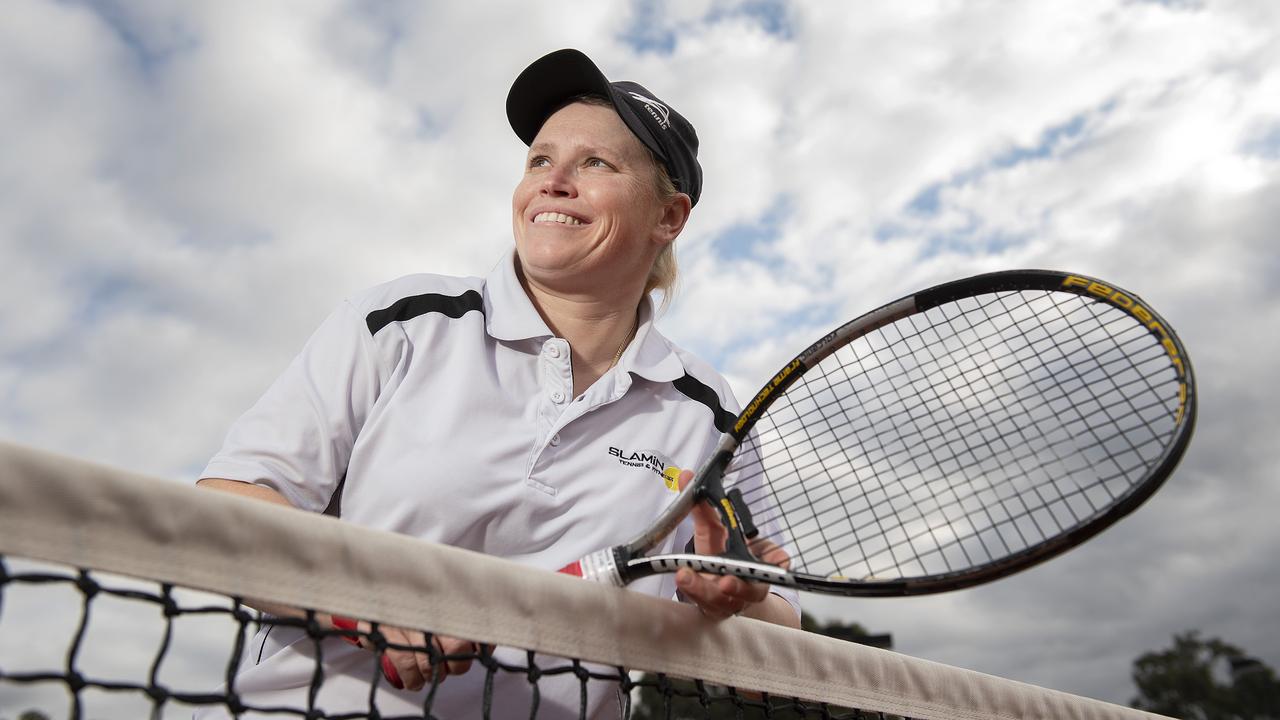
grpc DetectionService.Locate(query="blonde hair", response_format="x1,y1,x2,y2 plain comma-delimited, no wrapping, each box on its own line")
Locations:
559,94,682,304
644,165,680,306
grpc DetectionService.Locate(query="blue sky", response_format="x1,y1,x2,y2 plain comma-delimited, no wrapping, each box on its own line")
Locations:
2,0,1279,713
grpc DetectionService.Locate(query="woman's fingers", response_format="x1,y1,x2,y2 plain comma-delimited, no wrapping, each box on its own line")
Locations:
330,616,480,691
388,631,480,691
676,566,770,620
748,536,792,570
672,471,792,619
417,634,478,681
677,469,731,555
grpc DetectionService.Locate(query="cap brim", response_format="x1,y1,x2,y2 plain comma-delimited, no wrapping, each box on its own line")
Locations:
506,49,699,205
506,49,614,146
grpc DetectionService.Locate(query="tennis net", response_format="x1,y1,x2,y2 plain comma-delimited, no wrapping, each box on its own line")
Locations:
0,440,1169,719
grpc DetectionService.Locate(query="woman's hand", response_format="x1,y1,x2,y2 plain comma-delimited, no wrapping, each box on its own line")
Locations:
330,616,487,691
673,470,797,625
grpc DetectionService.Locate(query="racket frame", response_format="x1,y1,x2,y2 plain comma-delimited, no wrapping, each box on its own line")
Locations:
594,270,1195,595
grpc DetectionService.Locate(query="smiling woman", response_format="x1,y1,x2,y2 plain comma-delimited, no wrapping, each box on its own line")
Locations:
191,48,800,719
524,92,685,299
511,100,688,393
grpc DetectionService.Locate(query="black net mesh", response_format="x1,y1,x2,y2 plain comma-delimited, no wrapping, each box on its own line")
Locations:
0,557,883,719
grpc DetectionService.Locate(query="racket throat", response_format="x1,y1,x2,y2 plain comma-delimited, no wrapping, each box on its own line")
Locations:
558,548,625,587
697,474,759,561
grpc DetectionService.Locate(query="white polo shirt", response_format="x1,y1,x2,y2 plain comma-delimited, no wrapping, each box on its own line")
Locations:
197,251,799,719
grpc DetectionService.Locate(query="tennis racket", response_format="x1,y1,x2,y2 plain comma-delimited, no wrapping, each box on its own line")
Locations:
560,270,1196,596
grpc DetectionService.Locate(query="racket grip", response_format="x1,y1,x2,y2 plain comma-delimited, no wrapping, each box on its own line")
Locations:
557,548,624,586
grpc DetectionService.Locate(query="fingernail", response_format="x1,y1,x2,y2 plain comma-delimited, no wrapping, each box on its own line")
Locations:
381,655,405,690
331,615,362,647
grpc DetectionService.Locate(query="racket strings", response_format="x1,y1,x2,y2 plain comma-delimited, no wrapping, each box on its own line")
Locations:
739,312,1166,515
740,344,1173,542
887,292,1071,569
1039,295,1172,476
764,395,1174,579
729,289,1184,581
736,293,1172,493
730,292,1141,468
918,292,1135,558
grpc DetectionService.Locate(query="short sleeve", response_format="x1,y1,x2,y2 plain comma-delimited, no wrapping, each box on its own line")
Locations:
200,300,390,512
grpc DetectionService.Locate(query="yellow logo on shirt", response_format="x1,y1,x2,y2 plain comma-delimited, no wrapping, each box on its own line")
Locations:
662,466,682,492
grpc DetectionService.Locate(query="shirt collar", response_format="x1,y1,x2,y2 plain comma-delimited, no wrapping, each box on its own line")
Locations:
619,299,686,384
482,249,553,342
482,249,686,384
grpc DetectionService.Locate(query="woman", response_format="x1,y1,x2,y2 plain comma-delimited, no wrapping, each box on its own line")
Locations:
196,49,799,719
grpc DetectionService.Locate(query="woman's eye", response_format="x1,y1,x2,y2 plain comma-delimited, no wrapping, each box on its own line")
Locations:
585,157,610,168
528,156,550,168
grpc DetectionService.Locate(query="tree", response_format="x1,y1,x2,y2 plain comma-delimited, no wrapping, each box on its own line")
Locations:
1131,631,1280,719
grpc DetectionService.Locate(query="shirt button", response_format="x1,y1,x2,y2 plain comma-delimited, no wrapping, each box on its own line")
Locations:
546,344,561,358
550,434,561,446
551,390,565,403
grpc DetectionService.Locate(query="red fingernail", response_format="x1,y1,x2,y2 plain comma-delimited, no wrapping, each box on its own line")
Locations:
381,655,404,689
331,615,362,646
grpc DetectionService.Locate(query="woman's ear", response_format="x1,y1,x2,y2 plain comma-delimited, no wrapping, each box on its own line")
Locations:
653,192,693,247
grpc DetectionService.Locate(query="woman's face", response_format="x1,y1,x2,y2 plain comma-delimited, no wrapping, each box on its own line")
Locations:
512,101,675,299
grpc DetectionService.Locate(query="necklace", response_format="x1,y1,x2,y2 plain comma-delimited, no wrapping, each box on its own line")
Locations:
608,314,639,369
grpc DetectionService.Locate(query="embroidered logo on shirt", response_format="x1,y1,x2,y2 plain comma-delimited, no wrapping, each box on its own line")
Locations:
608,447,683,492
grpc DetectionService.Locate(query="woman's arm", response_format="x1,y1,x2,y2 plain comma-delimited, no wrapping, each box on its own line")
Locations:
196,477,294,506
196,478,310,619
195,477,479,691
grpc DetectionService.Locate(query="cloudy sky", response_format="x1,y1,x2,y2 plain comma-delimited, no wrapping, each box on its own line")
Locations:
2,0,1278,712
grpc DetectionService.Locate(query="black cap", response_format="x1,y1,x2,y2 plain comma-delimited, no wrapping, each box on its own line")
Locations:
506,49,703,206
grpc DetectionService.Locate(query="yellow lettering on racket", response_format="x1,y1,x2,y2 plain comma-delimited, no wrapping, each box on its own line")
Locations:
735,358,802,433
719,498,739,529
1062,275,1189,422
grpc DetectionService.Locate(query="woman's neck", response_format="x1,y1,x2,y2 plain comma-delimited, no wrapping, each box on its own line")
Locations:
518,270,644,397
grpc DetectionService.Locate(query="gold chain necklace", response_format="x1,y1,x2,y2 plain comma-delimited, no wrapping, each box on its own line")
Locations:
608,314,639,369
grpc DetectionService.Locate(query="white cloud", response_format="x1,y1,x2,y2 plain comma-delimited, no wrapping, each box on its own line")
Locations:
2,0,1278,713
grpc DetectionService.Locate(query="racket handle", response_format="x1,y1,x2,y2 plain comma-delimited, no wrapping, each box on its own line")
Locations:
557,548,624,586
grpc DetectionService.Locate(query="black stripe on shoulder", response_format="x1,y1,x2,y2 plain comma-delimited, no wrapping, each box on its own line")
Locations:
672,373,736,435
365,289,484,336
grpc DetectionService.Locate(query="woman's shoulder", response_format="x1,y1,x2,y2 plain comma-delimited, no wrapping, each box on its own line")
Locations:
343,272,486,318
660,339,743,416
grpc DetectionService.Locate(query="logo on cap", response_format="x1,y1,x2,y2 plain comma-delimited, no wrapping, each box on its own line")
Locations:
627,91,671,130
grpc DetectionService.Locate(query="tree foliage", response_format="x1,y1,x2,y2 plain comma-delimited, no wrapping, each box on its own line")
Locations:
1131,631,1279,720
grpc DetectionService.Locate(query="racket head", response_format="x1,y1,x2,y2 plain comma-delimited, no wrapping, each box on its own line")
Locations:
721,270,1195,595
